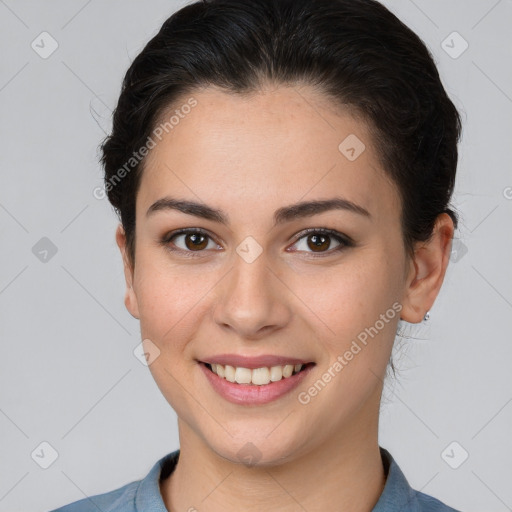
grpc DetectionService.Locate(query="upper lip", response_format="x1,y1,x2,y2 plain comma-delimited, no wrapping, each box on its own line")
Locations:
199,354,314,369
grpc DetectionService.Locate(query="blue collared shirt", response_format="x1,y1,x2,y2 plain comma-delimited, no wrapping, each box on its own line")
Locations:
50,447,461,511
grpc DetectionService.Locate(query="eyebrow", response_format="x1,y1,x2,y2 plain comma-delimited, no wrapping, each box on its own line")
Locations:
146,196,371,225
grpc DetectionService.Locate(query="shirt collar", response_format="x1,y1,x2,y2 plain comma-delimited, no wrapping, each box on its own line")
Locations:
134,446,417,511
373,447,420,511
135,449,179,511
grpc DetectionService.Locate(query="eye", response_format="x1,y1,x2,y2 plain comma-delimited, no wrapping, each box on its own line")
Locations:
160,227,354,258
288,228,353,256
161,228,220,256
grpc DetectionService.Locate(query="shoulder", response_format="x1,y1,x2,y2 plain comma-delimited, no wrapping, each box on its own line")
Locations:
48,480,138,512
412,489,462,511
49,450,180,512
376,447,462,512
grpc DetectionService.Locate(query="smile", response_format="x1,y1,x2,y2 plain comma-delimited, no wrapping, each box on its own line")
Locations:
199,361,316,405
204,362,312,385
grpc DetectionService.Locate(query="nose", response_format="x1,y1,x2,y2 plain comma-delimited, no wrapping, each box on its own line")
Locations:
212,250,292,340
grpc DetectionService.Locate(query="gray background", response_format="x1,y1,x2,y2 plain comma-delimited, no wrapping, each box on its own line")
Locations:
0,0,511,511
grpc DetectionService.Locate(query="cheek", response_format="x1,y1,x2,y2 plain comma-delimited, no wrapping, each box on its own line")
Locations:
132,259,210,408
290,257,402,436
297,254,400,341
133,250,224,357
306,261,402,403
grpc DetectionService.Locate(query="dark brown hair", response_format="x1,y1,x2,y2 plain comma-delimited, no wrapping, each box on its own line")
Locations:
101,0,462,264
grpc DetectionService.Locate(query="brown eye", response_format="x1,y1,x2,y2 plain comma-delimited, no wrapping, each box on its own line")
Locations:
183,232,209,251
290,228,353,256
163,228,218,255
306,233,332,252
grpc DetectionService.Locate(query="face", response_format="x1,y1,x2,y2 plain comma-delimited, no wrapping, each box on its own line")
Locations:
117,84,446,465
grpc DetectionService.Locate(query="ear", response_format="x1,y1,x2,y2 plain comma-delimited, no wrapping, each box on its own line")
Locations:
400,213,454,323
115,224,140,319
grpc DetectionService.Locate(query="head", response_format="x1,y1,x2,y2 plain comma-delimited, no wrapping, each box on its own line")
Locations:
103,0,461,464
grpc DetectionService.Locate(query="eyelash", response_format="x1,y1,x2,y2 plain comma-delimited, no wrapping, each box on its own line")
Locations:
160,227,354,258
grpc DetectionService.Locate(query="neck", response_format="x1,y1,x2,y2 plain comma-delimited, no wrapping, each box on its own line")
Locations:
161,409,386,512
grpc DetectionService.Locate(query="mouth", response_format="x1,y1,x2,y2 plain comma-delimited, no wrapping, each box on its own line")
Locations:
200,361,316,386
198,359,316,405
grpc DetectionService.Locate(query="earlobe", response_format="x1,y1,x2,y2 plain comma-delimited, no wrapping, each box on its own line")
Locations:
400,213,454,324
115,224,140,320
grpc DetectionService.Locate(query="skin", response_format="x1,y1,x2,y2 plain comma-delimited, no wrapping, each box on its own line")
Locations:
116,84,454,512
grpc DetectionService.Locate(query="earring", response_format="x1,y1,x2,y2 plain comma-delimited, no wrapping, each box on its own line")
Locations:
423,311,430,322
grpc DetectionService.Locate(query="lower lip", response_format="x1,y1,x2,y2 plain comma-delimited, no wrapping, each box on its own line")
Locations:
199,362,315,405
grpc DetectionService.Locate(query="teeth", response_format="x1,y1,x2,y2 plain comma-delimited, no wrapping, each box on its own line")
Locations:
235,367,252,384
270,365,283,382
251,367,270,385
207,362,304,386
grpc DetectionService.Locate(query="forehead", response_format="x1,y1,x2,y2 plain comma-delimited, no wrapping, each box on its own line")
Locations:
138,85,400,226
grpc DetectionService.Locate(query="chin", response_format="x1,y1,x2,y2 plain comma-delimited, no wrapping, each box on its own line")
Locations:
207,430,307,469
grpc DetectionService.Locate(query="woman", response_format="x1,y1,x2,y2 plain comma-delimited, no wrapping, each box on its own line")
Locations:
52,0,462,510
